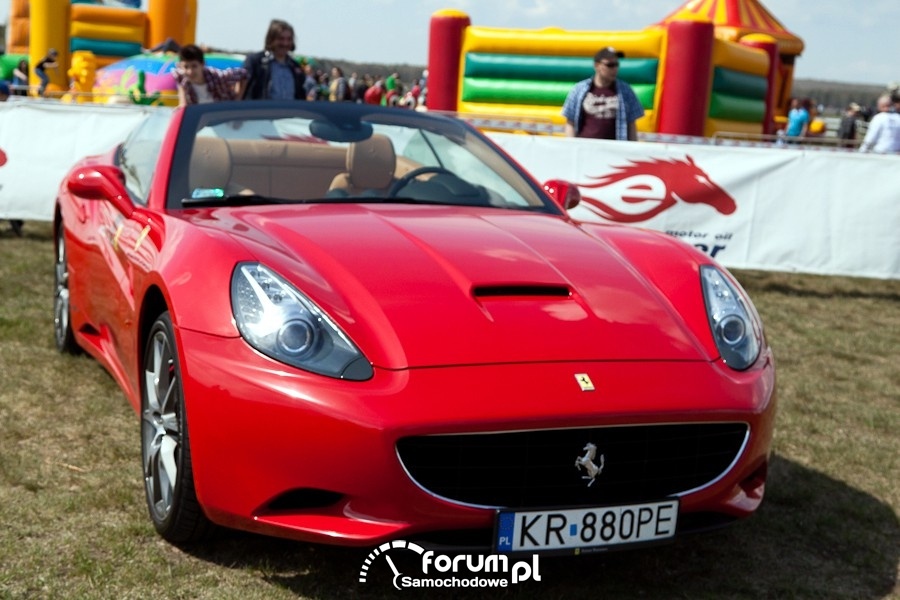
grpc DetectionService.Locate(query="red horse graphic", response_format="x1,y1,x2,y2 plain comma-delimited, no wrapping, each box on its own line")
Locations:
576,155,737,223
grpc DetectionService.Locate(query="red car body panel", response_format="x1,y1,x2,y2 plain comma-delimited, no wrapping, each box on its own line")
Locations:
54,102,776,549
172,205,715,367
178,334,773,544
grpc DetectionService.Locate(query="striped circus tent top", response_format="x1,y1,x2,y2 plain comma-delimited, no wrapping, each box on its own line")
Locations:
654,0,804,55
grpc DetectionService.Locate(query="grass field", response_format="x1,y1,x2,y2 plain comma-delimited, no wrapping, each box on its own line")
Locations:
0,220,897,599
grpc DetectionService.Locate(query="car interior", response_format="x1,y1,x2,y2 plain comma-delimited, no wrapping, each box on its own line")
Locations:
187,134,425,202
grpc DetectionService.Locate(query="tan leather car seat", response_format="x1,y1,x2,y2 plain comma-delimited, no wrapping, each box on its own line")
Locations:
327,134,396,197
188,137,254,199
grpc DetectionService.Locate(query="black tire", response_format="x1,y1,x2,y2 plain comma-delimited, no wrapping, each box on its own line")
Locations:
141,311,214,543
53,225,79,354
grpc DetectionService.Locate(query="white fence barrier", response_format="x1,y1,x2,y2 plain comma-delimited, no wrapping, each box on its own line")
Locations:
0,100,897,279
489,133,899,280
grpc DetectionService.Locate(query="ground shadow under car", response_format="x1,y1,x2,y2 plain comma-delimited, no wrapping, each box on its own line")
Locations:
182,453,899,599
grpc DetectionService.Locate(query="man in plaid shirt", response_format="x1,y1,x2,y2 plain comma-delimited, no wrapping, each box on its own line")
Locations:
173,44,247,106
561,46,643,141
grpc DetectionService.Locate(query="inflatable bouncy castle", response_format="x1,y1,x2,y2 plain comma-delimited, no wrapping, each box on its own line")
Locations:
92,52,244,105
4,0,197,96
427,0,804,137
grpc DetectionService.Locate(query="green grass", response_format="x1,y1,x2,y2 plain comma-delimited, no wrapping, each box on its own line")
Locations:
0,221,897,599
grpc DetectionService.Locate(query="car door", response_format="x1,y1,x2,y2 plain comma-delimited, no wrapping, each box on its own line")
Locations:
93,110,171,396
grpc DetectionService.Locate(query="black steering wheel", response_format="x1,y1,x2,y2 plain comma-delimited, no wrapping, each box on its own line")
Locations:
387,166,456,197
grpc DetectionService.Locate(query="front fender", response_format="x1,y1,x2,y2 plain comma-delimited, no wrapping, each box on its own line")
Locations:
139,222,253,339
577,223,720,360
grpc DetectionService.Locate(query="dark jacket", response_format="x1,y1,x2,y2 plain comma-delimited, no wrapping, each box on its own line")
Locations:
241,51,306,100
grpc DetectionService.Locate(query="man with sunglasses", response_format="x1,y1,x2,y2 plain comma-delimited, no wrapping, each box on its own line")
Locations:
561,47,643,141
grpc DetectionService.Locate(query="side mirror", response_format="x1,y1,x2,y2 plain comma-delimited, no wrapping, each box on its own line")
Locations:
67,165,133,218
543,179,581,211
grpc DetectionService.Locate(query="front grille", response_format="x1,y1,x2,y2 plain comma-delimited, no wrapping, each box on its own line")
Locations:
396,423,748,508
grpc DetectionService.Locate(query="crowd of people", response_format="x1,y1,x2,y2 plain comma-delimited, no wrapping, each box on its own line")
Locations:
3,20,897,235
1,18,430,236
1,19,426,109
558,45,900,154
171,19,426,109
6,19,894,152
782,90,900,153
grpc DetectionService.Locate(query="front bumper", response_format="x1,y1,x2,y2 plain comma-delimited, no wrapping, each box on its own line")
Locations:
177,329,776,546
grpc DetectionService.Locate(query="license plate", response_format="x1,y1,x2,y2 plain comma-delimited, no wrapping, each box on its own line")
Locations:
495,499,678,553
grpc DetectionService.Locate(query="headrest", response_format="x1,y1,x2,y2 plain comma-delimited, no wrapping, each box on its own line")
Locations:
347,134,395,189
189,136,232,192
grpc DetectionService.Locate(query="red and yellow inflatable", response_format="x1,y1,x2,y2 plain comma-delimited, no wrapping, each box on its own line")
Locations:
6,0,197,97
426,0,804,137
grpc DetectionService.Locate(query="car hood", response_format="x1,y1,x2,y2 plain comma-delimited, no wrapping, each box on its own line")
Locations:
197,204,711,369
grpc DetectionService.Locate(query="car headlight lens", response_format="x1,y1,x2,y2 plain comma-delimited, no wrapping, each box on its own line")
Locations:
700,265,762,370
231,262,373,380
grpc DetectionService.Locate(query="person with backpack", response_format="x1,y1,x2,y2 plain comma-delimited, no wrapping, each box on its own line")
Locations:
239,19,306,100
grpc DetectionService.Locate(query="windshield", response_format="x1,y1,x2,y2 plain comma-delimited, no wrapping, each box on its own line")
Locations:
167,102,555,213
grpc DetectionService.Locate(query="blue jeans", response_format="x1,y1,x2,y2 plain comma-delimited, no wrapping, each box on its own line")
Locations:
36,68,49,96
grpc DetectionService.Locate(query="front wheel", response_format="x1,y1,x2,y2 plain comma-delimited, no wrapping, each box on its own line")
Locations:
141,311,213,543
53,224,79,354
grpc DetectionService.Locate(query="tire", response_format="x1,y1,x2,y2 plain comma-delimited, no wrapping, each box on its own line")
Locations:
53,225,79,354
141,311,214,543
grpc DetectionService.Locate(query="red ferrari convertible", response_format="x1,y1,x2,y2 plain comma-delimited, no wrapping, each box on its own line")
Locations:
54,101,775,554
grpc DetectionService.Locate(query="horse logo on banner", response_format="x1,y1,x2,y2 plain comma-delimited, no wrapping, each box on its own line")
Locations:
576,155,737,223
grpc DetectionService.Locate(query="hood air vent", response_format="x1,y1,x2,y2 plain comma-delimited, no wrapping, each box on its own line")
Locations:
472,285,571,299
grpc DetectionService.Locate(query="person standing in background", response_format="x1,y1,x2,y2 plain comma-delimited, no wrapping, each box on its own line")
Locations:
173,44,246,106
561,47,643,141
35,49,59,97
836,102,862,148
859,94,900,154
239,20,306,100
364,78,386,105
12,60,29,96
784,97,809,140
328,67,349,101
0,82,24,235
353,73,370,103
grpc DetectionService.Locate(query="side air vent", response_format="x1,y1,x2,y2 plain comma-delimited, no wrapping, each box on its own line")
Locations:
264,488,343,512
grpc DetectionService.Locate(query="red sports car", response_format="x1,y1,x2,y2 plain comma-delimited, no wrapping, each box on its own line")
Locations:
53,101,775,554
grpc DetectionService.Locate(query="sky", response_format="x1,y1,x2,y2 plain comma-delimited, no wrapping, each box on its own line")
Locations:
1,0,896,87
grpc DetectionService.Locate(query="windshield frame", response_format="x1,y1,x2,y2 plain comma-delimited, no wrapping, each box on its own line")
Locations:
167,101,561,215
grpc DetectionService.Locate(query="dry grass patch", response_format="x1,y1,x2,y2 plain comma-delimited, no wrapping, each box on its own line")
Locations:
0,221,897,599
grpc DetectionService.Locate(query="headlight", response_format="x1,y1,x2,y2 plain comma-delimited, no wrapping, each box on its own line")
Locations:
231,262,373,380
700,265,762,370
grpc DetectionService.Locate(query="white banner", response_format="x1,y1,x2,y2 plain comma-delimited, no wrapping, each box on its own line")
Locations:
488,133,900,280
0,102,896,279
0,100,163,221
